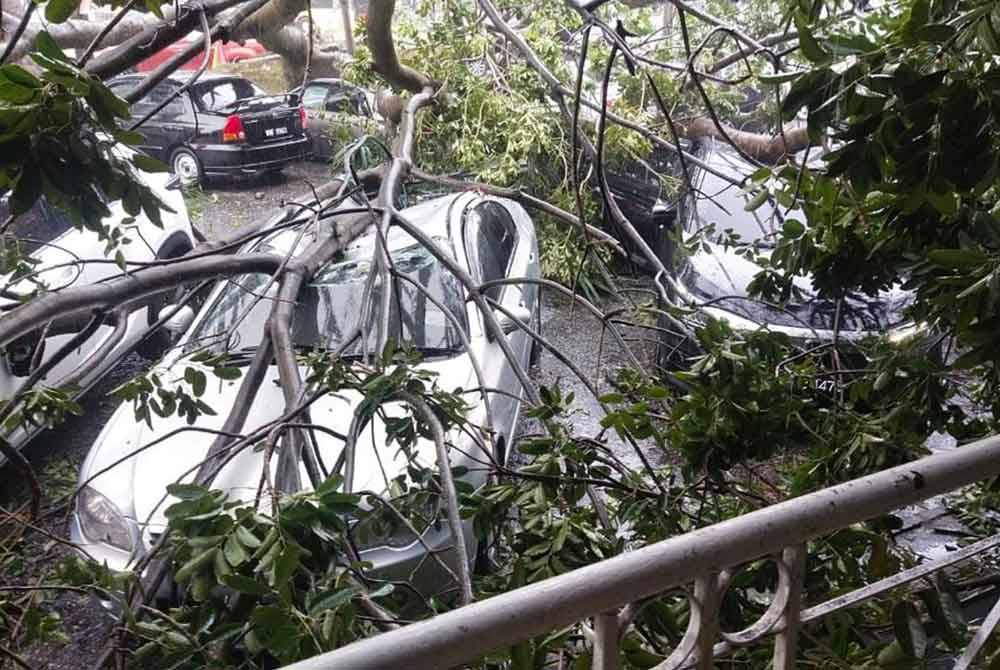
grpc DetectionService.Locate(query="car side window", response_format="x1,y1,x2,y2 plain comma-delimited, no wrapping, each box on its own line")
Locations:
115,81,186,121
302,84,328,110
470,202,516,300
325,95,350,113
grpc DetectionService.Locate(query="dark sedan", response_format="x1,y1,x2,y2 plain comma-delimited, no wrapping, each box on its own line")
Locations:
295,78,379,160
109,73,310,186
651,138,914,369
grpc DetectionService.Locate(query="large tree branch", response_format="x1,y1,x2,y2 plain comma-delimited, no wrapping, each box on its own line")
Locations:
0,253,282,348
366,0,435,93
82,0,256,79
681,117,810,164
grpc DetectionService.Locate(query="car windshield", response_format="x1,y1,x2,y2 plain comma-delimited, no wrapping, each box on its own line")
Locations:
193,79,267,111
187,240,469,356
691,146,804,247
0,196,73,256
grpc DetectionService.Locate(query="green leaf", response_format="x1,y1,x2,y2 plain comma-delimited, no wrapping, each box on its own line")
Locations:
902,0,930,40
175,547,217,583
782,219,805,237
368,583,394,598
235,525,261,548
758,70,803,86
916,23,955,43
1,64,41,89
112,129,145,145
794,16,829,63
308,587,360,615
166,483,207,500
826,33,876,55
221,574,269,595
272,543,302,588
891,601,927,659
927,249,988,268
132,153,170,173
213,366,242,380
34,32,70,62
224,534,249,567
44,0,81,24
745,189,770,212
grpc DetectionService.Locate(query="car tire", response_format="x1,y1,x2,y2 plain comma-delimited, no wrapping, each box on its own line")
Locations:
136,239,194,360
170,148,203,188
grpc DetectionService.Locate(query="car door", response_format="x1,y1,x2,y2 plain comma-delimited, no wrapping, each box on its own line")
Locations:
465,200,534,455
1,200,99,390
110,80,192,161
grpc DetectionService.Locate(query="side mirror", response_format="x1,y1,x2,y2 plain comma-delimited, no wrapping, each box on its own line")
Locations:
497,304,532,336
287,91,301,107
158,305,195,335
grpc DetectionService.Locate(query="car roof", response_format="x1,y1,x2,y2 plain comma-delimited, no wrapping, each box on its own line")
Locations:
168,71,246,84
303,78,365,93
263,193,466,259
112,72,248,85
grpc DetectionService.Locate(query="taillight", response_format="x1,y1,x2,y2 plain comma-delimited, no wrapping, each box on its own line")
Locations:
299,105,307,129
221,115,245,142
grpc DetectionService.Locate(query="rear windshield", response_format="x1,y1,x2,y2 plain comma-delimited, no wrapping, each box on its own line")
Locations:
0,197,73,255
192,79,266,111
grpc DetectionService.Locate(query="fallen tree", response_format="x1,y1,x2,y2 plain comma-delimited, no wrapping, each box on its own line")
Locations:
2,0,1000,669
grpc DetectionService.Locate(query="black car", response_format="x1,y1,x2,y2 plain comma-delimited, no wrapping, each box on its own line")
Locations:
295,78,378,160
109,73,310,185
603,144,679,265
651,138,913,369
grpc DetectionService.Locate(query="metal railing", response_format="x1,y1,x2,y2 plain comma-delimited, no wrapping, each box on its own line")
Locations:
282,435,1000,670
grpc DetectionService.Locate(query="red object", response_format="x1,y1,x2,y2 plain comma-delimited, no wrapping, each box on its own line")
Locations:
299,104,307,129
137,36,269,73
221,115,245,142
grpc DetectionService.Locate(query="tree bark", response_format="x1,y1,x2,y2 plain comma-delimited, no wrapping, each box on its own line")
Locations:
366,0,435,93
681,117,810,164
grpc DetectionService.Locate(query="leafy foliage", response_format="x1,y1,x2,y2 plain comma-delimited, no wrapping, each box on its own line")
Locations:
0,34,169,240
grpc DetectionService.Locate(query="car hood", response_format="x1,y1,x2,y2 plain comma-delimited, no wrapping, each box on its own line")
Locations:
682,242,911,332
83,355,478,529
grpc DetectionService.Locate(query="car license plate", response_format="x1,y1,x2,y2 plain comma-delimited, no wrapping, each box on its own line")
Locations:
265,127,289,137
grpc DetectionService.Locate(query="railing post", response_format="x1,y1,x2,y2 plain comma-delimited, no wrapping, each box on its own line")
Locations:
692,573,722,669
772,544,806,670
592,610,621,670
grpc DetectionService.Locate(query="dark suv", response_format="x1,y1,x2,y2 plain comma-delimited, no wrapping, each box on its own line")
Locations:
108,73,310,185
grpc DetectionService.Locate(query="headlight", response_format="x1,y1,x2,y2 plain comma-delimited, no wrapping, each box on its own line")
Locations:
78,486,134,552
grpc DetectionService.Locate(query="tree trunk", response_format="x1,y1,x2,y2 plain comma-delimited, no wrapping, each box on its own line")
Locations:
340,0,355,54
681,117,810,164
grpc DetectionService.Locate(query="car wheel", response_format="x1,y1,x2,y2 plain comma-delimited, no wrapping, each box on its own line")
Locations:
170,148,203,188
136,240,194,360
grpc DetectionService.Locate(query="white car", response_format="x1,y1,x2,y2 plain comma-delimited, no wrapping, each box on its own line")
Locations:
0,165,196,461
72,191,540,593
